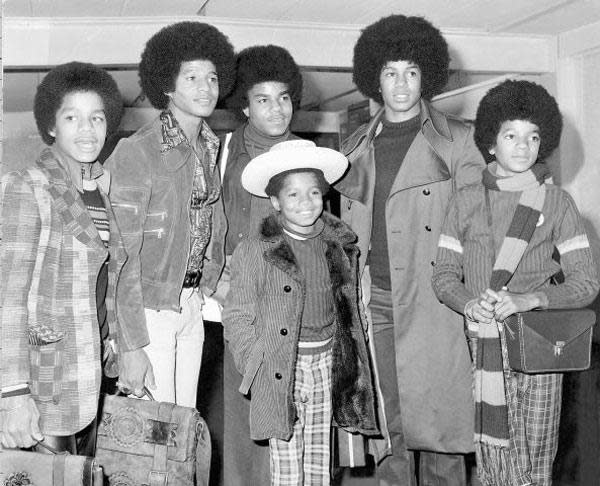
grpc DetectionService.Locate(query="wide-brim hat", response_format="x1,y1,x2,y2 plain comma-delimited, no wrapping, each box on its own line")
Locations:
241,140,348,197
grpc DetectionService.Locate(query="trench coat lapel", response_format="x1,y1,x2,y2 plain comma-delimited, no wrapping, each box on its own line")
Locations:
388,102,454,197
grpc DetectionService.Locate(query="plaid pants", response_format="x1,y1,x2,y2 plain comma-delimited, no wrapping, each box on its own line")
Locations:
269,349,333,486
506,371,563,486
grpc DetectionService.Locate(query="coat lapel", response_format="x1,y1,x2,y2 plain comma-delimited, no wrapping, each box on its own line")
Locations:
37,150,105,250
388,102,453,196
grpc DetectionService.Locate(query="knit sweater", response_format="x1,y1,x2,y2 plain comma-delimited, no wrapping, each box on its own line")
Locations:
432,183,599,312
284,232,336,343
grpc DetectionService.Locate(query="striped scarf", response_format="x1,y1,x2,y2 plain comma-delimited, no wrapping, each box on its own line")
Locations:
475,162,550,485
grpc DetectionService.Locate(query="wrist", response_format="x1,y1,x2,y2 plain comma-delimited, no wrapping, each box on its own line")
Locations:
533,291,549,309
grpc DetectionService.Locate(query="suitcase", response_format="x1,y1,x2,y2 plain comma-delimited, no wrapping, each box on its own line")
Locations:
95,394,211,486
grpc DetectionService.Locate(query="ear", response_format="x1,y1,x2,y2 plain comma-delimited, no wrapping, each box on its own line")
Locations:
270,195,281,212
242,106,250,118
49,127,56,138
488,147,496,155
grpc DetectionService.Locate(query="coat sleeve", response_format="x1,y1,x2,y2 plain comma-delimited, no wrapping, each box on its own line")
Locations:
0,173,40,392
222,240,262,375
542,190,599,308
452,123,485,191
104,139,151,351
431,192,477,315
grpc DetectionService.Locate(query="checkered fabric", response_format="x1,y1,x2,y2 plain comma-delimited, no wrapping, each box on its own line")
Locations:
269,349,333,485
505,371,562,486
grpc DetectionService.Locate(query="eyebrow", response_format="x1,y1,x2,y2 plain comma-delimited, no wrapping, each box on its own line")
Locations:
252,89,290,98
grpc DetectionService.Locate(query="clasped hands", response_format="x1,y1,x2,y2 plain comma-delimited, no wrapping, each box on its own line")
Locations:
465,288,545,325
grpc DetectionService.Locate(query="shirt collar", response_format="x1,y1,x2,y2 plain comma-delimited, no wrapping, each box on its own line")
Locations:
50,146,109,194
160,109,219,154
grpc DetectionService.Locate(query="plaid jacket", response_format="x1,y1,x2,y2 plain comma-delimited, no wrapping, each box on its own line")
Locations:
0,148,127,435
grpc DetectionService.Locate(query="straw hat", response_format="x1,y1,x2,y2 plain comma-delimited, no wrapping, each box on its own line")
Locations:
241,140,348,197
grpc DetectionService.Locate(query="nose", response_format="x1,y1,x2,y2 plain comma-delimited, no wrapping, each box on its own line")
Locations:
79,116,93,132
396,74,408,87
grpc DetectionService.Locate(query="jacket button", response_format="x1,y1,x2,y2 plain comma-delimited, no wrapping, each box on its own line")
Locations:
275,372,282,380
283,285,292,292
280,328,288,336
431,260,436,266
423,189,431,195
425,225,431,231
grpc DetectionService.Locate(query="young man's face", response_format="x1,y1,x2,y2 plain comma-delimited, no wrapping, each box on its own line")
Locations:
49,90,107,164
167,60,219,123
243,81,293,137
490,120,541,177
269,171,324,235
379,60,422,123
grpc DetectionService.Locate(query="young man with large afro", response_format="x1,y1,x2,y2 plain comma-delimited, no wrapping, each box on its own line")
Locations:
201,43,304,486
105,22,235,414
1,62,126,453
334,14,486,485
433,79,597,485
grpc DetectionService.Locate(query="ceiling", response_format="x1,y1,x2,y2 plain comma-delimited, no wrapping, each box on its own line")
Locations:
4,0,600,112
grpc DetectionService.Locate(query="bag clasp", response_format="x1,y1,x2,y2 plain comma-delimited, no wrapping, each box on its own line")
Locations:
554,341,566,356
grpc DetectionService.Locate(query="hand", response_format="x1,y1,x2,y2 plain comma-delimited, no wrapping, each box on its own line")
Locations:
118,348,156,397
493,290,545,322
464,289,501,324
0,395,43,449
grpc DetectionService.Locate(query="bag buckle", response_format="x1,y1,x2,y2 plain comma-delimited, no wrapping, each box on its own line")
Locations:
554,341,566,356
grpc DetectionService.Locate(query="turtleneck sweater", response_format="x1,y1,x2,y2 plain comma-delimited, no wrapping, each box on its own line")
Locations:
369,114,421,290
282,219,336,349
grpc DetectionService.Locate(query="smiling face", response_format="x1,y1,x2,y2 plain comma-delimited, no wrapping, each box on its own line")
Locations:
49,90,107,163
269,171,324,235
167,59,219,125
379,60,422,122
243,81,293,137
490,120,541,177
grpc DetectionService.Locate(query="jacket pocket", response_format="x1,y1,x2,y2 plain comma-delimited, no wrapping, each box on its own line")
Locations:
239,341,264,395
29,339,64,404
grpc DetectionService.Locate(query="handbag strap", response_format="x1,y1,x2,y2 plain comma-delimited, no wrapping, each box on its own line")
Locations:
52,453,66,486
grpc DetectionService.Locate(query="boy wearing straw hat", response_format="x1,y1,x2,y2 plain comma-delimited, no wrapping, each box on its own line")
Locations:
223,139,378,485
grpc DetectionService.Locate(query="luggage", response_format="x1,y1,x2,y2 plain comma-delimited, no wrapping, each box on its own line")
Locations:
95,394,211,485
0,449,102,486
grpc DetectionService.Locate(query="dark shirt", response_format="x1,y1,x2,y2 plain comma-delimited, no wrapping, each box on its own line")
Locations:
369,115,420,290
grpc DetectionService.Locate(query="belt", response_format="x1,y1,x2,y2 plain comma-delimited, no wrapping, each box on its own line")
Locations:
182,270,202,288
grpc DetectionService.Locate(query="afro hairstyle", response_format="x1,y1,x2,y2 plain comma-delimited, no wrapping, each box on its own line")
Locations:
34,61,123,146
139,21,235,110
352,15,449,103
227,45,303,111
474,80,563,163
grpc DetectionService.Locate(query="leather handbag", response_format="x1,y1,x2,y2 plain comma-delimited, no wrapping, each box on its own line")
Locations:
503,308,596,373
0,449,103,485
95,394,211,486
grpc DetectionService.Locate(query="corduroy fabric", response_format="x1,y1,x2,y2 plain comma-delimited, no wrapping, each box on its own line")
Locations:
433,167,599,485
223,212,378,441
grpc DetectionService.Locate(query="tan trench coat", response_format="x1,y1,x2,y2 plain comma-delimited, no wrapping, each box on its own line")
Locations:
335,101,485,459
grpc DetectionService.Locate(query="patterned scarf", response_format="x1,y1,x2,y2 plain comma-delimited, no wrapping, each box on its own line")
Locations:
475,162,550,485
159,110,221,273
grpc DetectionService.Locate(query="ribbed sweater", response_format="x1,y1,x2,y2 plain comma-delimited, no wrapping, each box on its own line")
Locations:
284,232,336,342
433,183,599,313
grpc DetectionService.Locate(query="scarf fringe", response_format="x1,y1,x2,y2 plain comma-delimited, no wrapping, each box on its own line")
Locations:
475,442,514,486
